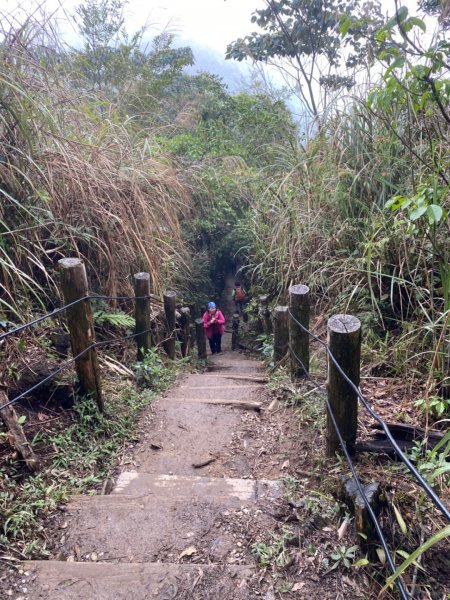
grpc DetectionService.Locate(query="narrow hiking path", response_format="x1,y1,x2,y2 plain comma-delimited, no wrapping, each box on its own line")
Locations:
21,277,295,599
13,278,377,600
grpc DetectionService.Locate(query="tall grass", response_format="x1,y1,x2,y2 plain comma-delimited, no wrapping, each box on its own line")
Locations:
0,15,191,319
243,100,449,381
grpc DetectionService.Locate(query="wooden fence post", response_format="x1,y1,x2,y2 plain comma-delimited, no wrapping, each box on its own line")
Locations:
134,272,151,361
188,302,197,320
288,284,310,379
195,318,207,359
326,314,361,457
0,391,40,471
259,295,272,335
273,306,289,363
59,258,103,411
232,313,240,351
163,290,177,359
180,307,191,357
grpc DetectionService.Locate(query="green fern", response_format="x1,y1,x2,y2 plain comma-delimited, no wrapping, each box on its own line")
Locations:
93,310,135,329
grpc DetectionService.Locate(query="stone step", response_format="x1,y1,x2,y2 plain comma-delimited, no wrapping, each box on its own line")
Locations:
164,396,262,410
207,364,262,372
207,355,262,370
177,373,267,387
112,472,277,498
25,560,255,600
51,475,279,564
168,384,261,402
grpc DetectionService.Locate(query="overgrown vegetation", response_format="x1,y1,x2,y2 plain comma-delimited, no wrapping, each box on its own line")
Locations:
1,0,450,594
0,345,176,559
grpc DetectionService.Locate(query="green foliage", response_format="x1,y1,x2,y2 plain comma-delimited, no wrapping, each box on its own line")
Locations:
408,431,450,487
322,544,358,572
93,310,135,329
252,526,294,567
414,395,450,418
380,525,450,595
133,348,174,390
257,333,274,364
73,0,193,97
0,386,153,557
227,0,383,119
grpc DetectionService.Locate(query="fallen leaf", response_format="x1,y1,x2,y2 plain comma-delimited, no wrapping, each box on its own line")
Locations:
178,545,197,559
268,399,280,412
292,582,305,591
338,519,349,540
281,459,290,470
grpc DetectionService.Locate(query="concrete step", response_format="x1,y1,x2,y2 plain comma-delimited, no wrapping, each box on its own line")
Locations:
52,475,279,564
164,396,263,410
25,560,255,600
112,472,277,498
177,373,267,386
207,354,262,370
168,384,261,402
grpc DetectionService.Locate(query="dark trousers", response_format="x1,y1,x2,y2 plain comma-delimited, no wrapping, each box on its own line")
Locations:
235,300,244,315
208,332,222,354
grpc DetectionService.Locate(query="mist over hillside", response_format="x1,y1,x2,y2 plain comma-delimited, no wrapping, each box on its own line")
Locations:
178,38,250,91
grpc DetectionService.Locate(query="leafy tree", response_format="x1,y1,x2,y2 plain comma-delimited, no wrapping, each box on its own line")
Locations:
74,0,131,89
163,81,296,168
73,0,193,105
419,0,450,28
226,0,383,122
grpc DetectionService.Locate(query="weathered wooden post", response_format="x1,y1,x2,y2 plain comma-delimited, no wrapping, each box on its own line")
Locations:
273,306,289,363
0,391,40,471
189,303,197,350
326,314,361,457
188,302,197,320
259,295,272,335
59,258,103,411
134,272,151,361
341,476,381,550
288,284,310,379
163,290,177,359
195,318,207,359
180,307,191,357
232,313,240,351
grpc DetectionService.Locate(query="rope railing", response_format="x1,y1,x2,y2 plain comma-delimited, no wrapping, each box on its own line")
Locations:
0,327,153,413
287,307,450,524
288,342,409,600
0,260,178,417
0,296,89,343
0,293,151,343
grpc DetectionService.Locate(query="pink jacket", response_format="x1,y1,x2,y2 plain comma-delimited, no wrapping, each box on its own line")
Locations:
202,309,225,339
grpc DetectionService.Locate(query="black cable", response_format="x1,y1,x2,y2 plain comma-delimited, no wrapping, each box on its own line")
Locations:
0,327,152,412
0,296,89,342
0,294,151,342
288,344,409,599
287,308,450,523
89,294,151,301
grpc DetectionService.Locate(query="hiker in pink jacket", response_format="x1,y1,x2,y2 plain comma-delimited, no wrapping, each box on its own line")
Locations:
202,302,225,354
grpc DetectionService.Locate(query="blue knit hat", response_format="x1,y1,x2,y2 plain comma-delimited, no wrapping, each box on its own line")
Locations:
208,301,216,309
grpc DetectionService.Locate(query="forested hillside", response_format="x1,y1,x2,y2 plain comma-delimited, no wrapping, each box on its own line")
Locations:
1,0,449,597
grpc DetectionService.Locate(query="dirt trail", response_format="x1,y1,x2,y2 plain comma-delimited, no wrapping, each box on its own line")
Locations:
23,277,295,599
